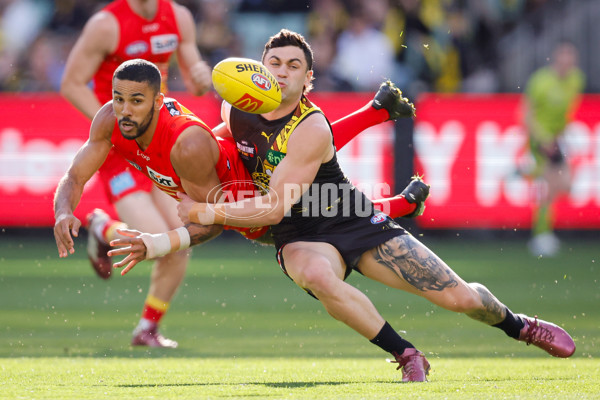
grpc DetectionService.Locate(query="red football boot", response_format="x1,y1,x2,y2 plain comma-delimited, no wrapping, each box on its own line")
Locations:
390,348,430,382
517,314,575,358
86,209,113,279
131,323,178,348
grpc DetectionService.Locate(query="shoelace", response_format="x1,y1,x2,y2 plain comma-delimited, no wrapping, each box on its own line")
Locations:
388,351,405,371
524,316,554,346
389,351,421,374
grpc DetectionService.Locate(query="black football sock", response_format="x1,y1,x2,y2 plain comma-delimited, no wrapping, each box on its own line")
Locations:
370,321,415,355
492,307,525,339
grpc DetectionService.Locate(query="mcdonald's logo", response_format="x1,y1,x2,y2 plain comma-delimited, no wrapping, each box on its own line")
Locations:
233,93,264,113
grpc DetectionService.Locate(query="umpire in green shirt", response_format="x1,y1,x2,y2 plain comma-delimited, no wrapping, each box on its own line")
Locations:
523,40,585,257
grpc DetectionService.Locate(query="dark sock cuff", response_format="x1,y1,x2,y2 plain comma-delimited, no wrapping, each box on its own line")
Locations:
370,321,414,355
492,308,525,339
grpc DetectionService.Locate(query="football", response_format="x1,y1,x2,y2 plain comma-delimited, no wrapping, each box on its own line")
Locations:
212,57,281,114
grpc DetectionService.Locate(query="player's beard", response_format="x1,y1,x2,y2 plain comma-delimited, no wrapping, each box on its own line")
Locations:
119,106,154,140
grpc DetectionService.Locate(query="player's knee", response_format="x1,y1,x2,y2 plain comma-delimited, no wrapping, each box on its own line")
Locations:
294,260,337,294
152,251,189,274
449,295,481,313
443,284,483,313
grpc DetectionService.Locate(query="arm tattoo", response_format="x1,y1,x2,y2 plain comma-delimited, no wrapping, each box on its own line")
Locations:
465,283,506,325
186,223,221,246
373,235,458,292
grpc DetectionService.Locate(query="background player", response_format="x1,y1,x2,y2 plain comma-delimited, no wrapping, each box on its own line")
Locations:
60,0,212,347
523,40,585,257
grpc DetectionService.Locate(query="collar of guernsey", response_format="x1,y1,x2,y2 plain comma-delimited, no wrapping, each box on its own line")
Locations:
272,95,323,154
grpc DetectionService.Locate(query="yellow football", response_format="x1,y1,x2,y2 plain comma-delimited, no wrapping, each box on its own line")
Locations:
212,57,281,114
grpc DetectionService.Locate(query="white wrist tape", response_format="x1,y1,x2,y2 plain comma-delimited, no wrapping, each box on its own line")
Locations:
196,204,216,225
140,227,191,259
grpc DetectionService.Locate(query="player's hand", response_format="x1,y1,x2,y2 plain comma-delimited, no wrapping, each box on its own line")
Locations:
401,175,430,218
108,228,147,275
190,60,212,96
53,213,81,257
176,192,195,224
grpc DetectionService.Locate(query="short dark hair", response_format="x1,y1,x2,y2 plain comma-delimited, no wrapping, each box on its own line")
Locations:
262,29,314,71
113,59,161,94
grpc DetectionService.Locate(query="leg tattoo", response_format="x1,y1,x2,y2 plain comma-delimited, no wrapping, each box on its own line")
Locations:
373,235,458,291
465,283,506,325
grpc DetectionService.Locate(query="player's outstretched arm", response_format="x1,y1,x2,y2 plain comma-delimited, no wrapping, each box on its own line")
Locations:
54,106,114,256
108,224,222,274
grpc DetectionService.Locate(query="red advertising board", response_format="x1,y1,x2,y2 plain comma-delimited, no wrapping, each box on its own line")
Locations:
1,92,597,229
414,94,600,229
0,92,392,227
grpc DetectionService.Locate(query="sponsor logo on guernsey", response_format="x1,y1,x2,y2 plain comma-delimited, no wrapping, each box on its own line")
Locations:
164,101,180,116
266,149,285,166
136,149,150,161
261,131,273,141
233,93,264,113
147,166,177,188
251,73,272,91
125,41,148,56
142,23,159,33
370,212,387,224
127,160,142,171
236,140,255,159
151,34,178,54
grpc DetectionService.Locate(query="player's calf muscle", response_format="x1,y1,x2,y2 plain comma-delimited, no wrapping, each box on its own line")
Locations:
465,283,506,325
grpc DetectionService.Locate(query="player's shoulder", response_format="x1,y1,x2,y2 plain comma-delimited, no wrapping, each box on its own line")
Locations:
289,109,332,153
174,123,214,157
571,67,586,88
170,1,194,24
83,10,119,35
90,102,117,135
172,124,217,172
300,108,330,136
79,10,119,51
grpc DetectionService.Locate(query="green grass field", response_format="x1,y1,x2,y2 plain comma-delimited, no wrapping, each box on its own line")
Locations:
1,230,598,399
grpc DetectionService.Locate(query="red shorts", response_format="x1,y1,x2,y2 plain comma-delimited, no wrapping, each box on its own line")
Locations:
98,149,154,204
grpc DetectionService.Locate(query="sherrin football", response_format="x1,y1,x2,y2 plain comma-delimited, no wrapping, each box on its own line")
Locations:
212,57,281,114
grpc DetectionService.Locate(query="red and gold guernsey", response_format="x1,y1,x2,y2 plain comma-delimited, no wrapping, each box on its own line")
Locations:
110,98,268,239
94,0,180,104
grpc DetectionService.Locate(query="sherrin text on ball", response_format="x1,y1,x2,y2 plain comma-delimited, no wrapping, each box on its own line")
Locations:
212,57,281,114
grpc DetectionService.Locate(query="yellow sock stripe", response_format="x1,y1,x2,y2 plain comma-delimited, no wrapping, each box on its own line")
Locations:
145,295,170,312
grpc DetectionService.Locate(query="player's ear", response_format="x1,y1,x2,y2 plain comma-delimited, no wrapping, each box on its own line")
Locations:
304,69,313,93
155,93,164,110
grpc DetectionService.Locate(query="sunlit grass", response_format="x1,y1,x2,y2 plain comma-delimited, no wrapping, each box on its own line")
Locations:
1,230,598,398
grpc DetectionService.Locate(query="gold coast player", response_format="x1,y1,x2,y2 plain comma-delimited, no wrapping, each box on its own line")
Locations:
175,30,576,381
60,0,212,347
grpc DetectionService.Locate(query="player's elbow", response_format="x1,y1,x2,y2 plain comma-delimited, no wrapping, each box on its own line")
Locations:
60,77,76,100
189,82,209,97
263,205,286,226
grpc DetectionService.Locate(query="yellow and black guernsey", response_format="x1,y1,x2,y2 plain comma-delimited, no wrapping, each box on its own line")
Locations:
230,96,405,273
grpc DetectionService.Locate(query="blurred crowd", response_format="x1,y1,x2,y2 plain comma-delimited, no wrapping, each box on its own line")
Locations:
0,0,596,98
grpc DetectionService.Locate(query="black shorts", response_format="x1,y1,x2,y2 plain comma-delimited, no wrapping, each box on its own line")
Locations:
275,213,407,281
